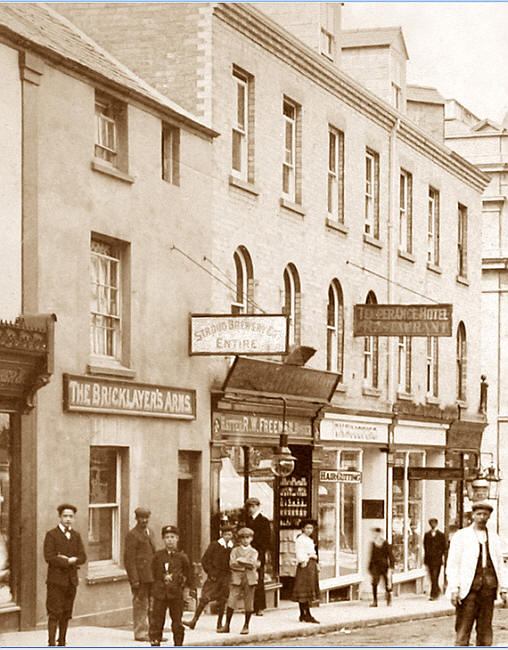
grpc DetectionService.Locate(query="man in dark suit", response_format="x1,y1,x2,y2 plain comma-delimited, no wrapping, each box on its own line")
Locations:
423,517,447,600
124,506,156,641
43,503,86,646
149,525,193,647
245,497,271,616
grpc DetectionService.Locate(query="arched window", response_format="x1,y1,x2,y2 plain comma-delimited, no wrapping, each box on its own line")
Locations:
326,280,344,381
363,291,378,388
231,246,254,314
283,264,301,346
457,322,467,402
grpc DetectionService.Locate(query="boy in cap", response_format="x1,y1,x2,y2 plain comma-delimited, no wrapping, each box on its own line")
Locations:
244,497,271,615
183,523,234,631
446,501,508,646
218,527,259,635
43,503,87,646
149,526,193,647
124,507,156,641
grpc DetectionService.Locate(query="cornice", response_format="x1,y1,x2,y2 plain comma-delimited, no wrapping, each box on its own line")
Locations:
214,3,490,193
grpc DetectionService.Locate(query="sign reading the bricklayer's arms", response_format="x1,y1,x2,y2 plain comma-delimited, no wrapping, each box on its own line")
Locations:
353,304,452,337
63,374,196,419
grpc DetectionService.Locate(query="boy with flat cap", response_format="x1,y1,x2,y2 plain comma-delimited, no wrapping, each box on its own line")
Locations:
244,497,271,616
149,525,193,647
446,501,508,646
124,507,156,641
43,503,86,646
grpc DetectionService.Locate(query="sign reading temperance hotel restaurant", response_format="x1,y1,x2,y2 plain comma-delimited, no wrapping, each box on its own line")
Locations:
63,374,196,419
353,304,453,337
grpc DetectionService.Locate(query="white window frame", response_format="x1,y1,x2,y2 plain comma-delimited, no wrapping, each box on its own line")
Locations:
231,248,252,315
428,187,440,265
426,336,439,397
88,447,121,567
283,265,299,347
162,124,179,185
90,239,121,361
326,281,344,380
399,170,412,253
457,203,468,278
397,336,411,394
282,99,296,201
95,99,117,165
457,323,467,402
365,151,378,236
392,82,401,110
232,71,248,179
320,27,334,58
328,127,344,222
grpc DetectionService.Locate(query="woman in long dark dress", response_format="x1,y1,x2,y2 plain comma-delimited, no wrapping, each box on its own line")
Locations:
368,527,394,607
292,519,320,623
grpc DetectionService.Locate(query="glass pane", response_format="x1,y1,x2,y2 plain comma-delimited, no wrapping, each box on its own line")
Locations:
339,451,360,575
88,507,113,562
318,449,338,579
232,130,242,172
90,447,117,504
391,452,405,572
219,446,245,525
236,83,245,130
0,415,13,603
329,132,336,172
247,447,275,582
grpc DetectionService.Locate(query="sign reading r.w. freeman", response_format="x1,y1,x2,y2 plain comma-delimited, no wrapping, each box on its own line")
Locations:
353,304,452,337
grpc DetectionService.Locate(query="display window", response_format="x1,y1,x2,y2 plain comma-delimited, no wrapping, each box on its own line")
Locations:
0,414,13,604
318,448,361,580
391,450,425,573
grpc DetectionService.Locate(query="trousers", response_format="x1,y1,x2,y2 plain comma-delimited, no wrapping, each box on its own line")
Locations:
455,588,496,646
149,597,185,646
427,564,442,599
132,583,151,639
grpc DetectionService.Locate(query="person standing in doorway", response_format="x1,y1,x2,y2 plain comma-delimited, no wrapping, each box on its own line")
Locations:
43,503,87,647
124,507,156,642
292,519,320,623
149,525,193,647
367,527,394,607
423,518,447,600
244,497,271,616
446,501,508,646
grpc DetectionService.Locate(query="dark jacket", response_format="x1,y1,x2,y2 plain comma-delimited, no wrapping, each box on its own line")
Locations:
151,548,193,600
201,540,231,580
44,526,87,587
124,525,156,585
246,512,271,566
368,540,394,575
423,529,447,567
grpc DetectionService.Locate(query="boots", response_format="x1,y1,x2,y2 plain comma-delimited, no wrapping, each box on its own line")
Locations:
370,585,378,607
298,602,306,622
217,607,233,633
240,611,252,634
216,602,225,632
48,617,58,646
304,604,319,624
183,599,207,630
57,617,69,646
386,590,392,606
173,628,185,647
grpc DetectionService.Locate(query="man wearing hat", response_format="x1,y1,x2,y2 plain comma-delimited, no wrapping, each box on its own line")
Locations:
149,525,193,647
124,507,156,641
183,523,234,631
244,497,271,616
43,503,87,646
446,501,508,646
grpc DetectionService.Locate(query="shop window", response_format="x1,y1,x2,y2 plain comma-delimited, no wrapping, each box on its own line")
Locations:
231,246,254,315
363,291,378,388
283,264,301,347
391,451,424,573
318,448,361,580
0,414,13,604
326,280,344,381
88,446,122,566
457,322,467,402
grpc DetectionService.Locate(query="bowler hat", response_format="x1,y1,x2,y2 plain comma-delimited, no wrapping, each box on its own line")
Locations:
135,507,151,518
245,497,260,506
472,500,493,513
237,527,254,538
162,525,179,537
57,503,77,515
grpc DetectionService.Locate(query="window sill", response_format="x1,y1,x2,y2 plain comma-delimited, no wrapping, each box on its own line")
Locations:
362,386,382,398
280,197,305,217
229,174,259,196
91,159,135,184
363,233,383,249
457,399,468,410
456,275,470,286
86,565,128,585
426,261,442,275
326,218,348,235
398,249,415,264
396,391,414,401
425,395,440,405
334,383,347,394
87,363,136,379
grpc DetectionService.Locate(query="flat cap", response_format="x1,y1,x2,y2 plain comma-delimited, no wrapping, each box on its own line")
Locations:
135,507,151,518
237,527,254,538
220,523,235,533
162,525,179,537
245,497,260,506
57,503,77,514
472,500,493,513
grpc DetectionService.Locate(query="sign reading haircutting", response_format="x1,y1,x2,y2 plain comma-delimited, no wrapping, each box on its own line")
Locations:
353,304,452,337
320,470,362,483
63,374,196,419
189,314,288,355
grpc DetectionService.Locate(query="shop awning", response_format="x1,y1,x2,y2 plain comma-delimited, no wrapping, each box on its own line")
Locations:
0,314,56,413
222,356,340,404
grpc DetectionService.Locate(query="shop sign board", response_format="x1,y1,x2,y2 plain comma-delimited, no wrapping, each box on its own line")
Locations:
63,374,196,419
353,304,452,337
408,467,464,480
319,469,362,483
189,314,288,355
320,418,387,443
213,411,311,438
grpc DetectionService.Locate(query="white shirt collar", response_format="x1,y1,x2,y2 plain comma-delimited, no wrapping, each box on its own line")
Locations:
59,523,71,535
218,538,233,548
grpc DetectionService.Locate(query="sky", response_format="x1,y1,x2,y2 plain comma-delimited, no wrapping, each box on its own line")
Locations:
341,1,508,124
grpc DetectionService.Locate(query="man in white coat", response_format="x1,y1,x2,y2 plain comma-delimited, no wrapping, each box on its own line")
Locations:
446,501,508,646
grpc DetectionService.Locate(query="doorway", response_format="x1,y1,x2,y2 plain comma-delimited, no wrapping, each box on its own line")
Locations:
177,452,201,565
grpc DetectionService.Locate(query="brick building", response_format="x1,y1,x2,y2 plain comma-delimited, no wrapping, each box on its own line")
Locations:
53,2,491,604
0,3,216,631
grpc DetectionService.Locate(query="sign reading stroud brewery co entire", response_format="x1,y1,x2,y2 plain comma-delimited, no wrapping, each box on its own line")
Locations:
63,374,196,419
353,304,452,337
190,314,288,355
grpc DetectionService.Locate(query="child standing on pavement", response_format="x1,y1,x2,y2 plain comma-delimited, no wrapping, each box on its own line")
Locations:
292,519,320,623
218,527,260,635
368,527,394,607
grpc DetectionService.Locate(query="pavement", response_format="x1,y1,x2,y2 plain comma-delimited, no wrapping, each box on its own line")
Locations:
0,595,455,647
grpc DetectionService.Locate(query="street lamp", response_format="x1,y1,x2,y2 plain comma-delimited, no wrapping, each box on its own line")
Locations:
270,397,297,478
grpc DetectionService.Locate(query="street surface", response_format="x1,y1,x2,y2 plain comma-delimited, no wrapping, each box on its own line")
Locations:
258,608,508,646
